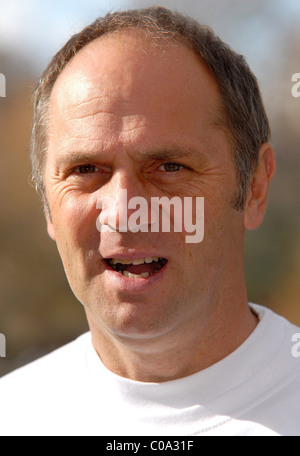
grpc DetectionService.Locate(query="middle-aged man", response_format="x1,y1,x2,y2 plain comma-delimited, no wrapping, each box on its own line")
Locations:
1,7,300,436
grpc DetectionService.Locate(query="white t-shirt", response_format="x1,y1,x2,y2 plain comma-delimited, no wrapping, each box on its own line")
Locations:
0,304,300,436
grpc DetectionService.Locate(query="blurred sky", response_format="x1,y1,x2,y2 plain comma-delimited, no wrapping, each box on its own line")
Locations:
1,0,300,78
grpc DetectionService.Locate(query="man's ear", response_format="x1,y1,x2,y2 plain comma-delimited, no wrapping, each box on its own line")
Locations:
243,143,276,231
44,204,56,241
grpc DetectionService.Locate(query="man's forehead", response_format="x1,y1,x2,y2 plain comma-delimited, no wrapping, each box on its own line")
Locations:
51,31,174,93
50,29,220,110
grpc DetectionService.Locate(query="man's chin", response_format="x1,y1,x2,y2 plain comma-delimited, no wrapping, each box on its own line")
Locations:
85,294,181,346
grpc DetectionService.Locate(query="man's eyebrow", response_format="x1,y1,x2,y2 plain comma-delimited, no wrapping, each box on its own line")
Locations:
54,145,205,168
135,145,205,161
55,153,102,168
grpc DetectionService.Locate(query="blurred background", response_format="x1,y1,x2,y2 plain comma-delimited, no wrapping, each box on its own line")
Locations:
0,0,299,376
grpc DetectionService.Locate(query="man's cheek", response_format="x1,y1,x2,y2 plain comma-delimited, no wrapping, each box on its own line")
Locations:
55,198,97,236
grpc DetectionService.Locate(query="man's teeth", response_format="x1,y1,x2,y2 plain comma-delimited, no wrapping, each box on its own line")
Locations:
123,271,150,279
111,257,159,265
108,257,166,279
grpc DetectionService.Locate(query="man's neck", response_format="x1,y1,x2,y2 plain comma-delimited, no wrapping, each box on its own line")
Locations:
87,299,258,383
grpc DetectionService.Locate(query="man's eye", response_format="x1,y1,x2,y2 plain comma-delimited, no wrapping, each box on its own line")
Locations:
75,165,99,174
160,163,184,172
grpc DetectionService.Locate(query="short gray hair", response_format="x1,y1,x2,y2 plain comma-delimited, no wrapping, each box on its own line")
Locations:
30,6,270,210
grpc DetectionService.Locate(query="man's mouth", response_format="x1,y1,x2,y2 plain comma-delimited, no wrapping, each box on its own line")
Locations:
105,257,168,279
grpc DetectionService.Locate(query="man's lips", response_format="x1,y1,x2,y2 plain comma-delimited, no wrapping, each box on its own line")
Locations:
103,256,168,279
100,253,169,293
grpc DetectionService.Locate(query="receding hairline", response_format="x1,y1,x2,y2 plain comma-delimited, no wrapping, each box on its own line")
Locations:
50,28,186,93
51,26,214,93
48,27,232,150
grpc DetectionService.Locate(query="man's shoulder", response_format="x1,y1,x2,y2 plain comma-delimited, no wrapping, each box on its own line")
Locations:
251,302,300,339
239,304,300,434
0,332,94,436
250,303,300,379
0,332,91,388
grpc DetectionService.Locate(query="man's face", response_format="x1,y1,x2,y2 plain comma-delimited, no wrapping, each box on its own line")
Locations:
45,33,245,343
